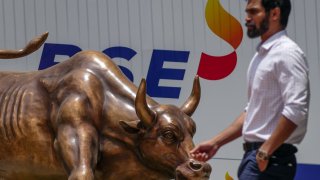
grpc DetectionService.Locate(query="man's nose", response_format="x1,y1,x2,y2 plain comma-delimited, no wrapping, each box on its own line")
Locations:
245,15,251,23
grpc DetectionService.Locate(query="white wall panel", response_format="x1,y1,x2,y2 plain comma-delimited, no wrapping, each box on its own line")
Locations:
0,0,319,179
67,0,81,44
0,1,4,48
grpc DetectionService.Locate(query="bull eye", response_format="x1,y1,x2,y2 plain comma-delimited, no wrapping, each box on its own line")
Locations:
161,130,177,144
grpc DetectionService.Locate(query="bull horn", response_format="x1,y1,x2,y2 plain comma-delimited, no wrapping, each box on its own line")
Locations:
0,31,49,59
180,76,201,116
135,79,155,128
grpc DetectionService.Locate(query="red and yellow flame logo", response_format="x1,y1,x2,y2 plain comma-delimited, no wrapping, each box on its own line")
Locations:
197,0,243,80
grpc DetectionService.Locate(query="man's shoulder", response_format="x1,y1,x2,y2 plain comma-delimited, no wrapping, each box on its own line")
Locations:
266,36,306,65
276,35,304,53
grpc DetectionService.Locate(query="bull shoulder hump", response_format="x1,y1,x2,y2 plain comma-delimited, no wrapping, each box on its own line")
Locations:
40,77,59,93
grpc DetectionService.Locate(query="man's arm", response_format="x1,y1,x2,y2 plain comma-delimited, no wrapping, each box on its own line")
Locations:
210,111,246,147
257,115,297,171
190,112,246,161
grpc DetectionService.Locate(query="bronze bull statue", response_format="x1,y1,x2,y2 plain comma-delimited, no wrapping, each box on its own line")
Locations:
0,32,211,180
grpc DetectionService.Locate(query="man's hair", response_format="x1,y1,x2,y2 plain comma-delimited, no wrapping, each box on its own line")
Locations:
261,0,291,28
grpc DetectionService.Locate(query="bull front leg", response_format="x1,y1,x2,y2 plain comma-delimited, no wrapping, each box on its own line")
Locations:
54,95,99,180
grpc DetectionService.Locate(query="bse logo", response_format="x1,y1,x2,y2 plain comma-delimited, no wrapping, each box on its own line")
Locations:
38,0,243,99
39,45,189,99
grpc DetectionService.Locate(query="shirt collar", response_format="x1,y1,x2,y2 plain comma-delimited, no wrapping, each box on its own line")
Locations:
256,30,287,52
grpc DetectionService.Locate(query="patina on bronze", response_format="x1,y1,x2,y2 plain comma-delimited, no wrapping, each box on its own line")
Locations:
0,33,211,180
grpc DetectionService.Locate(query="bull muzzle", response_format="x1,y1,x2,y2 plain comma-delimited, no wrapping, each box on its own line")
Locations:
175,159,211,180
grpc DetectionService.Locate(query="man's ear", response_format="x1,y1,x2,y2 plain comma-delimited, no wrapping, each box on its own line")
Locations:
271,7,281,22
119,120,141,134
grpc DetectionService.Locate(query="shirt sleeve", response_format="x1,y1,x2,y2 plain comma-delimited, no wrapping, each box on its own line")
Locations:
244,103,249,112
275,48,310,126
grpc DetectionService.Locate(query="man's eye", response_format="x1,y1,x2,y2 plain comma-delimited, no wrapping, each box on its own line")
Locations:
246,9,259,15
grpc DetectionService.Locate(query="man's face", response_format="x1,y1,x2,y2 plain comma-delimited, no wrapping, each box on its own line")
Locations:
245,0,270,38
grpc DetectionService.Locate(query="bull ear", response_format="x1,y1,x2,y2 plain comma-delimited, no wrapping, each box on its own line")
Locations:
135,79,155,128
180,76,201,116
119,120,140,134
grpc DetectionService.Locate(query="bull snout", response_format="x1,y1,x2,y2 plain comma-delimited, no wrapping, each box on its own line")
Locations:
188,159,210,172
175,159,211,180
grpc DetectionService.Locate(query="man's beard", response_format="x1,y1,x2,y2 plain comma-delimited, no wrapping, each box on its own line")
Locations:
246,15,270,38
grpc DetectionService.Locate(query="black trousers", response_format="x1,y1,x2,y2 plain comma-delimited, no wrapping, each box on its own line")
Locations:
238,142,298,180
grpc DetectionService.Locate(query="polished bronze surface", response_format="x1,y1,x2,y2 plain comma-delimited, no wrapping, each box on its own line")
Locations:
0,33,211,180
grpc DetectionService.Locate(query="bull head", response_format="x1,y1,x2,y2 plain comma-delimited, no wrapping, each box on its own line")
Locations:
119,76,211,179
135,76,201,128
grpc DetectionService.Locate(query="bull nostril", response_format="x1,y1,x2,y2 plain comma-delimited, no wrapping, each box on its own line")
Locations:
189,161,202,171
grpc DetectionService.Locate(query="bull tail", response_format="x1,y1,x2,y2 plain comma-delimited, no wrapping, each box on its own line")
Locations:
0,32,48,59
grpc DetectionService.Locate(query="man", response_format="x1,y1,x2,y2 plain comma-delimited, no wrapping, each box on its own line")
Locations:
190,0,310,179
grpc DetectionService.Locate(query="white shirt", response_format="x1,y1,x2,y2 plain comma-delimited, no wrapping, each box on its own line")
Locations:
243,30,310,144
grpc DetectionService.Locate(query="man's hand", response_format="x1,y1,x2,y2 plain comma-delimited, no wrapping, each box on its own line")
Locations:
256,158,269,172
256,149,270,172
189,112,245,162
190,140,219,162
255,116,298,172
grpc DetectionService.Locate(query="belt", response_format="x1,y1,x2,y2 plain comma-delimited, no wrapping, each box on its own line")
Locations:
243,142,263,152
243,142,298,156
